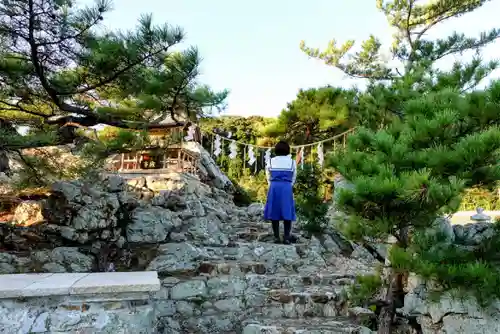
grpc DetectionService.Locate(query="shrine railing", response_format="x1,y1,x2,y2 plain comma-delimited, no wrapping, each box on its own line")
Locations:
107,148,200,176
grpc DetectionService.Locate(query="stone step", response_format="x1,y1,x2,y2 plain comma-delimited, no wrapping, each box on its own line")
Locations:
228,222,301,241
245,273,355,291
231,240,307,249
151,257,307,277
159,240,307,258
232,231,303,243
233,230,272,242
165,274,357,318
242,317,373,334
228,222,270,232
164,272,355,293
196,257,332,276
246,286,351,319
201,241,303,260
149,240,374,278
198,260,270,276
157,276,375,331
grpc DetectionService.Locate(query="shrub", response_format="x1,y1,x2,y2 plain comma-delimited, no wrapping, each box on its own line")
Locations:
459,187,500,211
294,163,329,233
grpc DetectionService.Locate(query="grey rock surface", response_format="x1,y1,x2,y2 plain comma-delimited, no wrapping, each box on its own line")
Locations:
1,169,497,333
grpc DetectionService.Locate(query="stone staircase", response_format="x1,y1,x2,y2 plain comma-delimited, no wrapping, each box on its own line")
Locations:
149,217,377,333
242,318,371,334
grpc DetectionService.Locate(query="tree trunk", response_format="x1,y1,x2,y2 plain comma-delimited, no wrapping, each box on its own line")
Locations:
0,151,8,173
377,270,398,334
378,228,409,334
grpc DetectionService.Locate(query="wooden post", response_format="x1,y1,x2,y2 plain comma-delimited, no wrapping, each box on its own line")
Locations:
119,154,124,171
177,149,182,172
211,134,214,156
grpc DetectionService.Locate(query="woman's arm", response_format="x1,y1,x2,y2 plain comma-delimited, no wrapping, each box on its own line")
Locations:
291,160,297,186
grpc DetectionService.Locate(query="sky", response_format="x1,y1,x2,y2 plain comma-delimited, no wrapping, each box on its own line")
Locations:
79,0,500,117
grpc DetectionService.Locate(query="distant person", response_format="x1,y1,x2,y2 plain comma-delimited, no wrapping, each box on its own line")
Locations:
264,141,297,244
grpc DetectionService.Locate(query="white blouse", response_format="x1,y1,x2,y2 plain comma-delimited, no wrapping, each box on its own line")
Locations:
265,155,297,185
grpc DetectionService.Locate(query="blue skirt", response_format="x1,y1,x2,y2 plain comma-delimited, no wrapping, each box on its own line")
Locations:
264,181,296,221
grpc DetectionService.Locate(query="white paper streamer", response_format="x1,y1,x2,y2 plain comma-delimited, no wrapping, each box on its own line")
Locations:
247,145,256,165
213,135,222,157
229,141,238,159
184,124,196,141
264,149,271,167
317,143,324,167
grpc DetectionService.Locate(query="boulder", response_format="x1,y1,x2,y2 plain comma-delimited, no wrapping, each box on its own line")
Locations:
182,142,233,190
12,200,44,226
0,247,94,273
42,178,123,244
127,207,182,243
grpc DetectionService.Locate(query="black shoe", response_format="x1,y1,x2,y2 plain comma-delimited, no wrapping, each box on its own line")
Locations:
283,239,291,245
274,237,281,244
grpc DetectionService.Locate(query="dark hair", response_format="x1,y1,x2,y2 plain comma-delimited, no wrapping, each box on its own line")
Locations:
274,141,290,156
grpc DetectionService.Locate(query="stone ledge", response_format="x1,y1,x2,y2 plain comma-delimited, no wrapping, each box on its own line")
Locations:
0,271,160,298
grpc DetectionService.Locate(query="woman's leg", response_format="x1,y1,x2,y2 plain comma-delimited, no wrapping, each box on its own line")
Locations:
271,220,280,243
283,220,292,244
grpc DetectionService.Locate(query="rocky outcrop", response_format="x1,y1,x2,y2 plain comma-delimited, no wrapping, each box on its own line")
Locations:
403,279,500,333
0,171,382,333
183,141,233,191
400,218,499,334
3,166,498,332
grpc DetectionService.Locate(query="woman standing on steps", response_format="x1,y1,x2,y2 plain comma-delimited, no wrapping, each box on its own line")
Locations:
264,141,297,244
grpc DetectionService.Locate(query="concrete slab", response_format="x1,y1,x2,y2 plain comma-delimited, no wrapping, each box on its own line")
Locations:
0,273,54,298
22,273,89,297
70,271,160,295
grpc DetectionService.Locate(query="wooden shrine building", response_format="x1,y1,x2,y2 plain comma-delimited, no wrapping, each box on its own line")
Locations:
106,116,202,176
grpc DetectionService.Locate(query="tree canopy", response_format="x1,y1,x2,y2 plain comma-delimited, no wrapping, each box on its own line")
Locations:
301,0,499,129
301,1,500,333
0,0,228,151
262,86,358,145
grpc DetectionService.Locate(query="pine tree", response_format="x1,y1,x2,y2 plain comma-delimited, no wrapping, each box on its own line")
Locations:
301,0,499,130
0,0,227,183
333,82,500,329
300,1,500,332
0,0,227,147
263,87,359,145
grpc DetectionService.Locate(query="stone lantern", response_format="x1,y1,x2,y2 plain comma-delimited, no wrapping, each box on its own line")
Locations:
470,207,491,223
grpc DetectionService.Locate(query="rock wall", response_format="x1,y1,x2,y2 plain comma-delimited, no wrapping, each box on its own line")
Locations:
1,171,240,273
0,271,160,333
0,171,383,333
403,277,500,333
2,166,498,332
401,219,500,334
